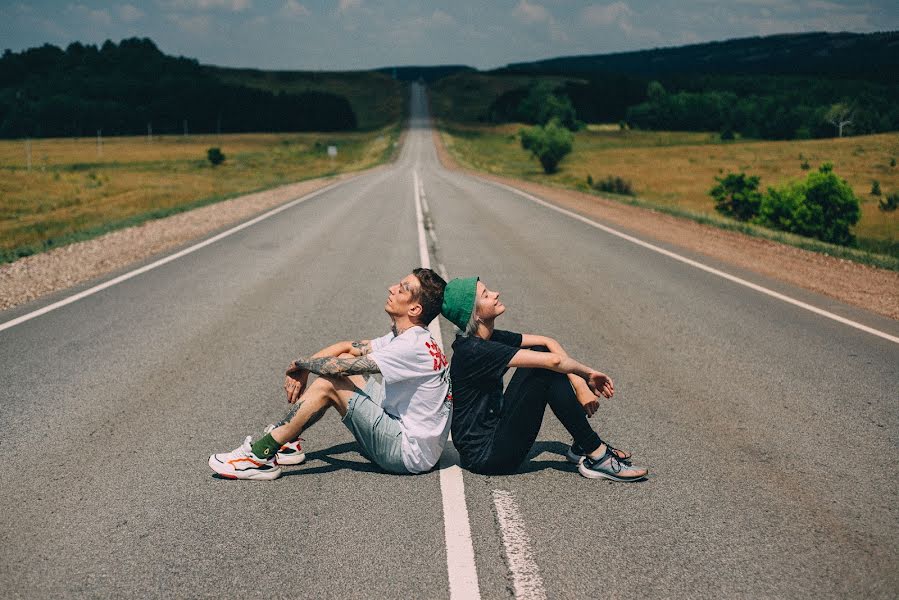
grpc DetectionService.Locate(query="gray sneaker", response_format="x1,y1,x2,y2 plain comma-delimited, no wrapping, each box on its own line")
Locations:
578,448,647,482
567,442,632,464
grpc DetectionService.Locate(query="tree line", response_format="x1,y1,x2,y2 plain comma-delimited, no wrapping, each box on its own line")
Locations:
0,38,357,139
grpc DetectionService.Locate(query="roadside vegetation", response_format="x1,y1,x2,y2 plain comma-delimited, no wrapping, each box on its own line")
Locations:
437,123,899,269
0,127,400,263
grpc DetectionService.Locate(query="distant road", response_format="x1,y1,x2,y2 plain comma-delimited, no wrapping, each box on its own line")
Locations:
1,83,896,599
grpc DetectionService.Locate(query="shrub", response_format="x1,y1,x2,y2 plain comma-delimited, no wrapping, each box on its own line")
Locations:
871,180,881,196
879,192,898,212
709,172,762,221
520,119,573,174
592,175,635,196
757,163,860,245
891,158,896,167
801,160,811,170
720,128,735,141
207,147,225,166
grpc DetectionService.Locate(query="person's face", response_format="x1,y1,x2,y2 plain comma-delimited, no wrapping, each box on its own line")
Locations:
474,280,505,322
385,273,422,321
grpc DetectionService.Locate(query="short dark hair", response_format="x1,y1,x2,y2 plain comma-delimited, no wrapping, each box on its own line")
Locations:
411,267,447,325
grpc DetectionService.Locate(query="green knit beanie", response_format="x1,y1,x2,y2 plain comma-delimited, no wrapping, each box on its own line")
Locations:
441,276,479,331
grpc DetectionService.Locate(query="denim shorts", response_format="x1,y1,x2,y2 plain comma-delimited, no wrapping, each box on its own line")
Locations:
342,377,409,474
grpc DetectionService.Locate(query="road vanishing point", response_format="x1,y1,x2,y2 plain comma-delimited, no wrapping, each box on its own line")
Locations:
1,84,897,599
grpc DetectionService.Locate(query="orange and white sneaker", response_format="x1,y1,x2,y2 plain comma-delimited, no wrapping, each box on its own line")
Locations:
208,436,282,480
263,425,306,466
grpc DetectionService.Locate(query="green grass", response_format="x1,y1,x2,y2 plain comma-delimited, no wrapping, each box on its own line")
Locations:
0,125,402,264
438,122,899,271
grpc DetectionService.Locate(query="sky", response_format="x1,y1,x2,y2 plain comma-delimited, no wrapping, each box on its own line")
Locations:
2,1,898,71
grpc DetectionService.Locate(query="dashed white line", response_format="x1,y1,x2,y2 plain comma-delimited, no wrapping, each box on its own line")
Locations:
414,169,482,600
492,489,547,600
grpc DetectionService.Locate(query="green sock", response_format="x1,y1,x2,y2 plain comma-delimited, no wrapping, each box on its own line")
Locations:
251,433,281,461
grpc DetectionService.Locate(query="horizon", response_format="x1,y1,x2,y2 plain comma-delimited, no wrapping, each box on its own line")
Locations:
3,1,898,71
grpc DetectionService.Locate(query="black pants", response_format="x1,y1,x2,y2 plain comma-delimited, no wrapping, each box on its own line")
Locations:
477,348,603,475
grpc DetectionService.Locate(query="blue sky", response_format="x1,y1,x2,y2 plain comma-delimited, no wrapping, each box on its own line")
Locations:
2,1,897,70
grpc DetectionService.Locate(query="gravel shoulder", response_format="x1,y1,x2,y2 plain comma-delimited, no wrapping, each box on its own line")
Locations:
432,130,899,321
0,169,378,312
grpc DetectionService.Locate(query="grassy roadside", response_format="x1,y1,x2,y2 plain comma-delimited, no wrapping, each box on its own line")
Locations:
0,125,401,264
437,122,899,271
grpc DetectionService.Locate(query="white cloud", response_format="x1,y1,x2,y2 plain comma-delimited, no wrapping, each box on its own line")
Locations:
338,0,362,14
118,4,145,23
514,0,549,23
582,2,633,26
281,0,310,19
167,12,213,35
67,4,113,26
430,9,455,27
159,0,251,12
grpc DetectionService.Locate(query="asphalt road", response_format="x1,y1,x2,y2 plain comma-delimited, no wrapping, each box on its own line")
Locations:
1,83,897,599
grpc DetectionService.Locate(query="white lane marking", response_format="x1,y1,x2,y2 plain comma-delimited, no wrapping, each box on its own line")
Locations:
0,176,368,334
414,169,481,600
492,490,547,600
482,178,899,345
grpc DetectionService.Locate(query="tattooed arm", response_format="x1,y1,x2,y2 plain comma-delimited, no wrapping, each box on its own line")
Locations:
283,339,372,403
287,354,380,378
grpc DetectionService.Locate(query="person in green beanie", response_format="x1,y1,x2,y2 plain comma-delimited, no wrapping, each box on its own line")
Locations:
441,276,647,481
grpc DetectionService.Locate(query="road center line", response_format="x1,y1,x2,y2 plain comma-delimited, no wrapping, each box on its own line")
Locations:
480,178,899,345
414,169,481,600
492,490,548,600
0,174,379,334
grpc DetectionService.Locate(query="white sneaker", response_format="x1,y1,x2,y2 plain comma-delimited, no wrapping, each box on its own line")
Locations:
263,425,306,465
208,436,282,480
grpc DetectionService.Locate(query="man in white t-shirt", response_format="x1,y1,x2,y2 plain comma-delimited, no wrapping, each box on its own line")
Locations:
209,268,450,480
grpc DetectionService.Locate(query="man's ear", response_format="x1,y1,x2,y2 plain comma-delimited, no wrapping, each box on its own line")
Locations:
408,302,423,319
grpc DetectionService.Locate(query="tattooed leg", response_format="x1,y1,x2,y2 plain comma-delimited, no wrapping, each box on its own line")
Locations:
268,374,365,444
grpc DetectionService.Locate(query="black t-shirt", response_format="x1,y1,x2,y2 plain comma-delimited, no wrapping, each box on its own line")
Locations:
449,329,522,469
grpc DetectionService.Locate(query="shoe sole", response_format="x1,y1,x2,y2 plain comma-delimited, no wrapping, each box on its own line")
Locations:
578,461,647,482
275,452,306,466
208,454,282,480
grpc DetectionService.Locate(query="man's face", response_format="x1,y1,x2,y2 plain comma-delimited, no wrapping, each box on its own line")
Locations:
385,273,422,320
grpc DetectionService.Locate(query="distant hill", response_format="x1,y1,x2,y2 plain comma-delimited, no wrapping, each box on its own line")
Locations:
500,31,899,82
374,65,475,83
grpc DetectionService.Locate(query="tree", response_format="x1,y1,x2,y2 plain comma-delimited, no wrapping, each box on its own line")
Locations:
825,102,853,137
757,163,860,245
709,172,762,221
516,81,580,130
207,147,225,166
520,119,573,174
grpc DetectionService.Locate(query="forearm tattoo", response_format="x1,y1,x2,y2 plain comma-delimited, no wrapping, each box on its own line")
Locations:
292,355,380,376
351,340,372,355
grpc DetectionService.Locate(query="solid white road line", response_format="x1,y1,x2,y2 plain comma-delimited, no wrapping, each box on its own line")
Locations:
482,178,899,345
414,169,482,600
492,490,548,600
0,176,365,334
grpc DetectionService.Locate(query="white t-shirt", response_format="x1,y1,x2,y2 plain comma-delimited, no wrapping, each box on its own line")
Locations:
369,326,451,473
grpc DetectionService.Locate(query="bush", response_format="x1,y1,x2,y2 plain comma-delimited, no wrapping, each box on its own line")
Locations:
871,180,881,196
709,172,762,221
757,163,860,245
207,147,225,166
880,192,898,212
592,175,634,196
520,119,573,174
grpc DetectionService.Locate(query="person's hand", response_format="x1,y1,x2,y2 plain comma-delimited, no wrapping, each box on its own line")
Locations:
575,384,600,417
587,371,614,400
284,363,309,404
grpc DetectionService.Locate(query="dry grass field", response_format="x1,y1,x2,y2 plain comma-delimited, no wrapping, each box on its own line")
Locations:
439,124,899,255
0,128,397,262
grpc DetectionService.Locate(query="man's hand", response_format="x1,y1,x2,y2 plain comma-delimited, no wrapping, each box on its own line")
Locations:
587,371,614,400
284,362,309,404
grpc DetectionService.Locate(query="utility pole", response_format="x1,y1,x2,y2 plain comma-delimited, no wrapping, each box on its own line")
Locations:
147,122,152,142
